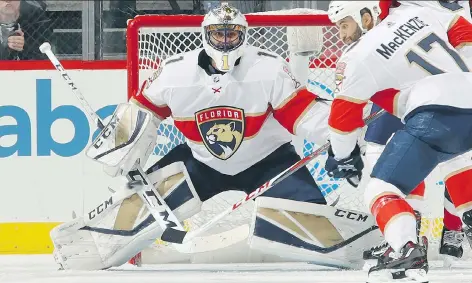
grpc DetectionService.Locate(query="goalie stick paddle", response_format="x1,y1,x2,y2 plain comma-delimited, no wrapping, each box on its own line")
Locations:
161,109,386,244
39,42,189,252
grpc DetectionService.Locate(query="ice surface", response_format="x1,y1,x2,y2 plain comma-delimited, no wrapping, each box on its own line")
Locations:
2,255,472,283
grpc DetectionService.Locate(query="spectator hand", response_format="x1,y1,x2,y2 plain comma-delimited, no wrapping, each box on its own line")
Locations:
8,28,24,51
325,144,364,187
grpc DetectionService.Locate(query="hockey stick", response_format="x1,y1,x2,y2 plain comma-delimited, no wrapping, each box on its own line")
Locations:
161,109,386,244
38,42,188,252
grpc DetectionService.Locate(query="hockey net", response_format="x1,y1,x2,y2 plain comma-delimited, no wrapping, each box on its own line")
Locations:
126,9,449,261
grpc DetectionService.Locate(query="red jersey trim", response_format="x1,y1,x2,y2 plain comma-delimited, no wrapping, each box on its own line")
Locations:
448,16,472,49
328,98,367,134
132,81,172,120
273,88,318,134
371,88,400,116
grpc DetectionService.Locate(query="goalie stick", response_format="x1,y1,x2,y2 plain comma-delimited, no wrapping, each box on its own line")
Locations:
39,42,189,253
160,109,386,244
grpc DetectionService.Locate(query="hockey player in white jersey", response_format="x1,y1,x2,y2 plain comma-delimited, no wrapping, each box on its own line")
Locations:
393,1,472,261
48,3,383,271
361,0,472,264
326,1,472,281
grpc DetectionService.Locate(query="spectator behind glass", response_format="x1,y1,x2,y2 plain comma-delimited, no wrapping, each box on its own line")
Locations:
0,0,51,60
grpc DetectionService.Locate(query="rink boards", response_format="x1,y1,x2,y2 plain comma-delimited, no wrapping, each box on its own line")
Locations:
0,61,446,255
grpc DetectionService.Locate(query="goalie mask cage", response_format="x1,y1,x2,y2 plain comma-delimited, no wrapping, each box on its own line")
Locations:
126,11,451,260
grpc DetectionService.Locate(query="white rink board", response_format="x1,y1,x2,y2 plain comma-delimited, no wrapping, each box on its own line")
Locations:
0,69,126,223
2,255,472,283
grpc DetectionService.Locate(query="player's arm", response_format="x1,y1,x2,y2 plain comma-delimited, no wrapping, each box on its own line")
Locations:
269,60,331,146
324,57,380,184
131,64,173,122
448,15,472,58
434,9,472,58
328,58,380,159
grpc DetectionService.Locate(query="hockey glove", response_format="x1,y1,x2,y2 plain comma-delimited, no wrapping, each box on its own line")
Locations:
325,144,364,187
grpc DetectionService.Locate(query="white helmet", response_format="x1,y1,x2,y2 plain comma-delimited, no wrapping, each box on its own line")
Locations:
328,1,382,32
201,2,248,72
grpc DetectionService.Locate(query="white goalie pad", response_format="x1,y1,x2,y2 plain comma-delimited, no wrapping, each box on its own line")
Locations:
248,197,383,269
51,163,204,270
86,102,159,177
50,180,163,270
131,163,254,263
146,162,202,220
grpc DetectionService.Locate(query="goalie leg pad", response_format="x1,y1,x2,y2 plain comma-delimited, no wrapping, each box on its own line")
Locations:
51,163,202,270
147,161,202,220
248,197,382,269
51,182,162,270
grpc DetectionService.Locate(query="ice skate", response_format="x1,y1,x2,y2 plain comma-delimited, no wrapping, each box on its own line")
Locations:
362,240,394,271
439,226,464,267
367,237,428,283
462,210,472,250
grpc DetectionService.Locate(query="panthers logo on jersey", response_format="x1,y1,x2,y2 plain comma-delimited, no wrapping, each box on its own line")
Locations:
195,106,245,160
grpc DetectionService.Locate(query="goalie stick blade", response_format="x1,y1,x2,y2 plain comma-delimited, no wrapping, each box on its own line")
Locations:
161,227,187,244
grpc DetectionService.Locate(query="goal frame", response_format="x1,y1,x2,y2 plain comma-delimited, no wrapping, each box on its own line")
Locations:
126,13,334,99
123,12,458,262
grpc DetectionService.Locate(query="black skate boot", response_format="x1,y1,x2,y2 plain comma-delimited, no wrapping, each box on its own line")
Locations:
363,211,424,271
439,226,464,258
462,210,472,249
439,226,464,268
363,241,391,260
414,210,422,242
367,237,428,283
362,240,394,271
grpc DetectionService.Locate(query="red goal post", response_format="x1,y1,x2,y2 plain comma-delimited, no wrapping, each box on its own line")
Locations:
126,13,338,99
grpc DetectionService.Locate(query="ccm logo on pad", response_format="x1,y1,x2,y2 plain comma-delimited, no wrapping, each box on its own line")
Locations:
334,209,368,222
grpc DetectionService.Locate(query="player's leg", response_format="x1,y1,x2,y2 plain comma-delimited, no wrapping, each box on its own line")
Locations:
365,104,425,215
50,143,226,270
439,186,465,259
148,143,228,203
365,109,472,280
438,152,472,258
362,104,425,262
365,104,426,204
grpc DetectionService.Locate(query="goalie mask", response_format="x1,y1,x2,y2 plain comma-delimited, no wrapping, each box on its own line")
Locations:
201,3,248,72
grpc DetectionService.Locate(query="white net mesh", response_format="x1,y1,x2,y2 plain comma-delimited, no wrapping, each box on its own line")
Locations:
128,10,451,259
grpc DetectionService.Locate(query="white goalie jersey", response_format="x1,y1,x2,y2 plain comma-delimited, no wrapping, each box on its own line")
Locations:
133,45,330,175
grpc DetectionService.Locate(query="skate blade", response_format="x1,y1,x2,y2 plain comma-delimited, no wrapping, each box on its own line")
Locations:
442,255,455,269
367,269,428,283
363,260,377,272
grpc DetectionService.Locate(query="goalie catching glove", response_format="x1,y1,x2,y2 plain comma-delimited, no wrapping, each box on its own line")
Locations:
325,144,364,187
